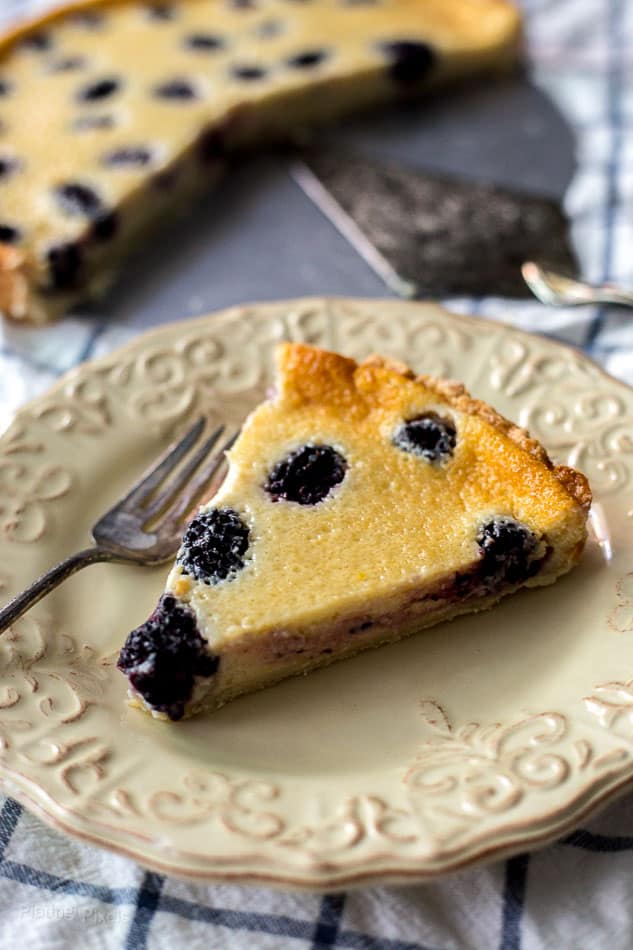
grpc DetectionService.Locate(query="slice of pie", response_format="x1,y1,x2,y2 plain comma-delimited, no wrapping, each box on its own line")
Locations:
118,342,591,720
0,0,521,324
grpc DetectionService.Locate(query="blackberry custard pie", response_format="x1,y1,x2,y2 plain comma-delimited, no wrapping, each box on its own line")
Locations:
118,343,591,721
0,0,521,324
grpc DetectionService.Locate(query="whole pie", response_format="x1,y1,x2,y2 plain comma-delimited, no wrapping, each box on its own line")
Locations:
0,0,521,324
118,342,591,721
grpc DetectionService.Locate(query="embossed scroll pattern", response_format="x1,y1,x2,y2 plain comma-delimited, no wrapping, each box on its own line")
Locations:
0,423,72,543
609,575,633,633
487,335,633,499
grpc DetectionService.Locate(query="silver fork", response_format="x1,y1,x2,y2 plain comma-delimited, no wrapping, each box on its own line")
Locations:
0,418,235,634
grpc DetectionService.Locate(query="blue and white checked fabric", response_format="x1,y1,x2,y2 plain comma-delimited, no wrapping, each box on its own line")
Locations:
1,1,633,947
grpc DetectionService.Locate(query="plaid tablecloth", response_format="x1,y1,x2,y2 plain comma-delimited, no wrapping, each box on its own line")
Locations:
1,1,633,948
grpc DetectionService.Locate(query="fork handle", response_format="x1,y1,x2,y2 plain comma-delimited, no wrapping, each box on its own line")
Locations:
0,547,115,634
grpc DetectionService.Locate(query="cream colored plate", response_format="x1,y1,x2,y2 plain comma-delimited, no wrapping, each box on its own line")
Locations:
1,298,632,889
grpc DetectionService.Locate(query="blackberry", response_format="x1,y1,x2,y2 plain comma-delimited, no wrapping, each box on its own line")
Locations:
287,50,327,68
117,594,218,721
265,444,347,505
55,182,103,217
72,12,104,28
392,412,456,464
153,79,198,100
92,210,119,240
381,40,436,85
74,115,116,131
146,3,175,19
77,77,121,102
53,184,116,242
184,33,224,51
255,19,283,38
0,225,21,244
47,242,83,290
476,517,542,586
178,507,251,583
21,32,52,52
231,65,267,81
50,56,87,73
0,156,20,180
103,146,154,167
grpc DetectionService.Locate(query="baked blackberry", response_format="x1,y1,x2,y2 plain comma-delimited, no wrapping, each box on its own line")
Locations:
117,594,219,720
77,77,121,101
178,507,251,583
477,517,543,585
55,182,103,217
103,147,154,167
153,78,198,99
392,412,456,464
381,40,436,84
265,444,347,505
46,242,83,290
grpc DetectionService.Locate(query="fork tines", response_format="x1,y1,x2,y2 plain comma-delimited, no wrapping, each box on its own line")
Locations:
114,418,233,531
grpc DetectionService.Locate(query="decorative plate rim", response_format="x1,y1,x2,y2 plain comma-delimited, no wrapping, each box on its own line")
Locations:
5,768,633,890
1,296,632,890
7,298,633,411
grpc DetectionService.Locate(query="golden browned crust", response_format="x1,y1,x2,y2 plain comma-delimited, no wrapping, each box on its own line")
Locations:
286,345,592,515
0,245,29,322
552,466,593,512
